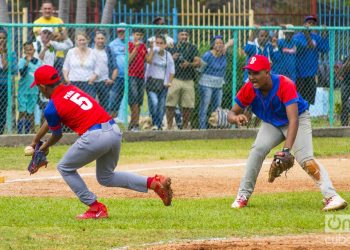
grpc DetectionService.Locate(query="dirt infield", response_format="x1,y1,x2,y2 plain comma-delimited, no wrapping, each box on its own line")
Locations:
1,157,350,249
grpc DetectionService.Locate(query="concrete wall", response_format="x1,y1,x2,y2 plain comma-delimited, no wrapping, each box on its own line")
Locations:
1,127,350,146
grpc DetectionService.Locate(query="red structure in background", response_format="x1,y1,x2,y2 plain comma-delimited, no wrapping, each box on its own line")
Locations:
253,0,317,26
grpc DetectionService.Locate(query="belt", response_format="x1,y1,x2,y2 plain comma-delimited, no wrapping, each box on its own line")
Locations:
88,119,116,131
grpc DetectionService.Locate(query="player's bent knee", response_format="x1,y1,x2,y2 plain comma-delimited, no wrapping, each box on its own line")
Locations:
302,159,321,181
96,175,113,187
251,144,270,158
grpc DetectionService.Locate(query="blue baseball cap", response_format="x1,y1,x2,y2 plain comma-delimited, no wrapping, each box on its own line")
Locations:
304,15,317,23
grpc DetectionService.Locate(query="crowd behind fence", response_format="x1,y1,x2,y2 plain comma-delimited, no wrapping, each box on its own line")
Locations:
0,23,349,134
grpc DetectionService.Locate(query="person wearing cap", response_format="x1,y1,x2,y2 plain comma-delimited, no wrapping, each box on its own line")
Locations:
224,55,347,211
147,16,174,48
275,24,297,82
108,23,127,118
27,64,173,220
33,26,73,126
34,27,73,67
0,29,17,134
293,15,329,105
166,30,201,130
243,25,280,83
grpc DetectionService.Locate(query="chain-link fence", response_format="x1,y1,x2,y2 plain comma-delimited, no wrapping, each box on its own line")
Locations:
0,23,349,134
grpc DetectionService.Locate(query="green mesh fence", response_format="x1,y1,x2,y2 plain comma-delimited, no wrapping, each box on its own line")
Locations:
0,23,348,134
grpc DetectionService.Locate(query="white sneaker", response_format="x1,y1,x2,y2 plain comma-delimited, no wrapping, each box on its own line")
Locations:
323,195,347,211
231,195,248,209
151,125,158,131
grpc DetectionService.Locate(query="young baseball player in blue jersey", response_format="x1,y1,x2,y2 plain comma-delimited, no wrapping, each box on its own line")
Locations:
227,55,347,211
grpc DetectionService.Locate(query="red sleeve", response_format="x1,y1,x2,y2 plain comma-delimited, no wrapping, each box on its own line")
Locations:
235,83,256,108
128,42,134,53
140,44,147,57
277,76,299,105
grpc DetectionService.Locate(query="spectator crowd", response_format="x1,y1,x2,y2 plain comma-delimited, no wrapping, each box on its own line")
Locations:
0,0,347,134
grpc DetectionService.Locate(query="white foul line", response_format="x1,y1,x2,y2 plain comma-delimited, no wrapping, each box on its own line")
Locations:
4,162,270,184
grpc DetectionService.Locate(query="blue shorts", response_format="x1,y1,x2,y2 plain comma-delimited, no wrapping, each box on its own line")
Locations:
128,77,145,106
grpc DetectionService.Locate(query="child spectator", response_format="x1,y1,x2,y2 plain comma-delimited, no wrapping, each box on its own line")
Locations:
17,42,42,133
128,28,148,131
145,35,175,130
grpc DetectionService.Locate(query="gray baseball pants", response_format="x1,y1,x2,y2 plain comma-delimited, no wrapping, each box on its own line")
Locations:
238,111,337,199
57,121,148,205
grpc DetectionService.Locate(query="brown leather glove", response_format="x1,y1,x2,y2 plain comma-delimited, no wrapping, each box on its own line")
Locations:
268,149,295,183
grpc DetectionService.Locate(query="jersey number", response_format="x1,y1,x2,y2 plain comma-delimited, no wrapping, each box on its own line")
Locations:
70,93,93,110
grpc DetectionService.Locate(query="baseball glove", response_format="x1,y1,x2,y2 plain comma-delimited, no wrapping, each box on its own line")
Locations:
208,108,231,128
27,141,48,175
268,150,295,183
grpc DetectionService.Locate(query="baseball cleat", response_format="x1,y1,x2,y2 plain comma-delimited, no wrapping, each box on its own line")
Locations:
150,175,173,206
323,195,347,211
231,195,248,209
76,201,108,220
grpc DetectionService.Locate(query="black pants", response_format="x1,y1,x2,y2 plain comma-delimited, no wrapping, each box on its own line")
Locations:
0,85,7,134
296,77,317,105
341,80,350,126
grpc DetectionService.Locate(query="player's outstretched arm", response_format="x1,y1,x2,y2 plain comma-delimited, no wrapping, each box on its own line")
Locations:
227,104,248,126
30,121,49,148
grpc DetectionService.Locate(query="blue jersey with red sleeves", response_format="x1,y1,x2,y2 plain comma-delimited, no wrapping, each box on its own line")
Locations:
44,84,112,135
234,74,308,127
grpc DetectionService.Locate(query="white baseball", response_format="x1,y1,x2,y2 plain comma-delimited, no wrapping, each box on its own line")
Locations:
24,146,35,156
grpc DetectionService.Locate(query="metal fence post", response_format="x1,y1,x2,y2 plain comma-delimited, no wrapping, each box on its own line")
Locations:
123,26,130,126
329,30,335,127
172,8,178,43
6,27,13,133
231,30,238,106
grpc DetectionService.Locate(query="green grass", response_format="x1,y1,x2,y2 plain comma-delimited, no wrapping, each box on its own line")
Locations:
1,138,350,171
0,191,348,249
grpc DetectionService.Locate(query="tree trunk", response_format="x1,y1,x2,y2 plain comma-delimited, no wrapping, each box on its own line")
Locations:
58,0,70,24
101,0,116,24
0,0,9,23
101,0,116,39
75,0,87,34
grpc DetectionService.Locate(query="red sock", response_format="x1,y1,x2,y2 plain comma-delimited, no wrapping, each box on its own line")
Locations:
147,177,154,189
90,200,99,207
